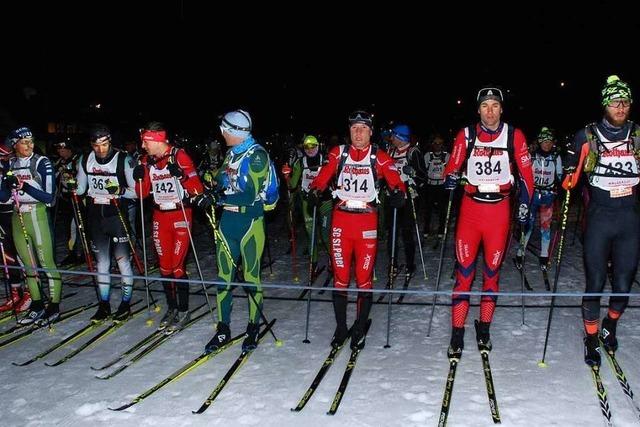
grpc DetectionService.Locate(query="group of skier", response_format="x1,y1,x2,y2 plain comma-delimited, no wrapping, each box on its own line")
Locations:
0,75,637,374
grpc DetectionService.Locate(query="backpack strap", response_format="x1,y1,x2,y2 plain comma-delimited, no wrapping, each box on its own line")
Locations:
29,153,43,187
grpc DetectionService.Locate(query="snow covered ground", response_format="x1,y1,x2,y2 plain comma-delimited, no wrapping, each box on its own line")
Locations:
1,207,640,427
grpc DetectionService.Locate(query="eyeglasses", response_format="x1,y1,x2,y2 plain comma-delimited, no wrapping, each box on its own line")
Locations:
17,139,35,146
608,100,631,109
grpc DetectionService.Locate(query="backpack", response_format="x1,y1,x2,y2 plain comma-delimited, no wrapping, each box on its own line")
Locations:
335,144,379,187
246,144,280,211
464,124,517,182
584,122,640,178
9,153,44,188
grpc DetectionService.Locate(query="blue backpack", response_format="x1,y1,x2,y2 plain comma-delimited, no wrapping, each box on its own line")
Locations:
246,144,280,211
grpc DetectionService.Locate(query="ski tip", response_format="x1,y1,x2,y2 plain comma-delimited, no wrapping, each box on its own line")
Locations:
44,361,60,367
537,361,548,368
95,375,109,380
109,403,132,411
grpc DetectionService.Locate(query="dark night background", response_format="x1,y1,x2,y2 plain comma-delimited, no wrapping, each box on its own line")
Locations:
1,1,638,144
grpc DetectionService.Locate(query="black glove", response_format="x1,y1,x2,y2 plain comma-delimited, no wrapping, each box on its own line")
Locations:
105,179,120,195
192,191,216,210
402,165,416,177
132,164,146,181
66,178,78,191
517,203,530,224
307,189,321,207
388,189,406,209
3,173,19,190
167,162,184,179
444,174,460,190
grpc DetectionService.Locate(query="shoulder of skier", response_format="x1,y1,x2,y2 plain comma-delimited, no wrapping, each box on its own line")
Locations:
444,128,468,175
376,149,406,192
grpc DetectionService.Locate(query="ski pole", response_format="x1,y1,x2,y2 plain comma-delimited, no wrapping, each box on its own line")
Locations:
10,187,49,329
303,205,317,344
205,204,282,346
519,226,526,326
409,192,428,283
170,176,215,323
427,188,455,337
263,220,274,276
137,175,159,321
284,174,299,282
539,186,571,367
384,207,398,348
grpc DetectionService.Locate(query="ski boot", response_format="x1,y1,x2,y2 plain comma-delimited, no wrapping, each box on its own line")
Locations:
330,324,349,349
205,322,230,353
475,320,492,353
157,308,177,331
91,301,111,323
539,256,549,271
113,301,131,322
16,291,32,313
18,300,45,325
242,322,260,352
0,288,20,312
37,302,60,326
167,310,190,333
350,320,367,351
514,254,524,270
405,264,416,281
584,333,601,367
59,252,80,266
447,327,465,360
600,317,618,353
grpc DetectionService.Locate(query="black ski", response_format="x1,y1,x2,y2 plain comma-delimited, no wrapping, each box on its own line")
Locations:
192,319,277,414
438,357,460,427
512,258,533,291
602,348,640,420
480,349,501,423
377,265,404,303
96,309,209,380
45,302,148,367
108,329,252,411
327,319,371,415
0,301,98,350
590,365,614,427
291,332,351,411
297,265,327,300
12,299,142,366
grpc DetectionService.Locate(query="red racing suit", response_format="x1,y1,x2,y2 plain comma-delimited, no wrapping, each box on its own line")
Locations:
135,146,203,310
310,144,405,292
444,122,533,327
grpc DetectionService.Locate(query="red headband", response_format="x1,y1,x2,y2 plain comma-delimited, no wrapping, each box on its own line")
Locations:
141,130,167,143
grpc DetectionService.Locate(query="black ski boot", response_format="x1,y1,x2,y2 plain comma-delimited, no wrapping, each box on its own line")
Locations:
447,327,465,360
205,322,231,353
405,263,416,280
514,254,524,270
584,333,601,367
91,301,111,323
38,302,60,325
350,321,366,351
19,299,45,325
158,308,177,331
242,322,260,352
330,324,349,349
600,317,618,353
167,310,190,333
113,301,131,322
539,256,549,271
475,320,492,352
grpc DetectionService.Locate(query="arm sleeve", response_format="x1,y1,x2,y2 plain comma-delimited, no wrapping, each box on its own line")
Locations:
377,150,406,192
513,129,534,205
177,149,204,197
120,154,138,200
443,129,468,176
309,146,341,191
409,147,427,187
289,158,302,189
22,157,55,204
76,156,88,196
134,157,151,199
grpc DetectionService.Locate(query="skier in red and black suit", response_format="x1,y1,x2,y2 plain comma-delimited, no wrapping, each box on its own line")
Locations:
444,87,534,358
309,111,406,351
133,122,204,333
562,75,640,367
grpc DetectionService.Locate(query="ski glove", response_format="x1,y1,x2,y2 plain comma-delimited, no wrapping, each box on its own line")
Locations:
307,189,321,207
2,173,20,190
517,203,530,224
105,179,120,195
444,174,459,190
167,162,184,179
192,191,216,210
66,178,78,191
132,164,146,181
402,165,416,177
389,188,406,209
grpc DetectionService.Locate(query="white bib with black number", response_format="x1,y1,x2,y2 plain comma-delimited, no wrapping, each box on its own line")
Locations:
533,154,557,188
86,152,119,205
301,156,321,193
465,126,511,192
590,128,639,196
150,164,185,210
335,147,377,207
